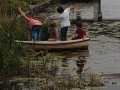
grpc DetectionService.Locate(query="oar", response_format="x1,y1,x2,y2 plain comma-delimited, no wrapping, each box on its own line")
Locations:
9,11,18,31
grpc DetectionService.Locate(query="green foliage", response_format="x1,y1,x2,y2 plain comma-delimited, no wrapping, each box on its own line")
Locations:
0,0,47,17
0,0,53,77
51,0,61,4
0,0,29,17
28,0,46,4
0,9,52,77
41,20,50,41
0,17,30,40
0,17,33,77
7,0,30,11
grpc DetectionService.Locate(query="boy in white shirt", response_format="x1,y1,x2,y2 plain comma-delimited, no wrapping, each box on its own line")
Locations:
57,6,74,41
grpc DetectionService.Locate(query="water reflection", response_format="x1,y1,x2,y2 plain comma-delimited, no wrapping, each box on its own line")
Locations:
60,50,90,57
61,57,69,76
76,56,87,74
0,50,90,90
59,50,89,76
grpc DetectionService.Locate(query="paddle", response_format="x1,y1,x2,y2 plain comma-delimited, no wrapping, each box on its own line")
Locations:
9,11,19,31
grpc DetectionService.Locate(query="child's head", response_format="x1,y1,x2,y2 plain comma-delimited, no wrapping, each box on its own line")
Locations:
57,6,64,14
49,22,56,30
76,22,83,28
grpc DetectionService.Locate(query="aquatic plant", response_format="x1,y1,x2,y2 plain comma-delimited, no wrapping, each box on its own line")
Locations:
36,52,59,76
0,0,29,17
89,72,104,86
0,49,105,89
42,23,49,41
0,5,34,78
0,0,60,79
0,24,33,77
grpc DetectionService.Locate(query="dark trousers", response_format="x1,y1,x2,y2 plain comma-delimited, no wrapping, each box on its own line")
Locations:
60,26,68,41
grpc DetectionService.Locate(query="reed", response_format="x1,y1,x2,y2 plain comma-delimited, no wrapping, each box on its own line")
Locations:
0,10,53,78
0,19,35,76
0,0,36,77
0,0,57,78
41,20,50,41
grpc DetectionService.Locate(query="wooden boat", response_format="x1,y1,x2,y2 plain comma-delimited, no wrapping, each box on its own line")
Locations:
15,38,90,50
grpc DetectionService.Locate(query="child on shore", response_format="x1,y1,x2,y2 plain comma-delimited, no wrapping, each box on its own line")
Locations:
18,7,43,41
57,6,74,41
71,22,87,40
48,22,59,41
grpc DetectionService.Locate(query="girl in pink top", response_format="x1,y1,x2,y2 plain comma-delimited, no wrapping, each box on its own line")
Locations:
18,7,42,41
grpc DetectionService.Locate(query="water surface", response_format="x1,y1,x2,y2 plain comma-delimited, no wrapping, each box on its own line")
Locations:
81,0,120,19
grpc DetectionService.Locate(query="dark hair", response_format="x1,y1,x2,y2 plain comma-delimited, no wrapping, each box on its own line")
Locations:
76,22,82,28
49,22,56,27
57,6,64,13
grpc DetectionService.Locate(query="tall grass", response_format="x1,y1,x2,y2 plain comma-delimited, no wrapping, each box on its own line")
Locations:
0,0,34,77
0,0,53,77
41,19,50,41
0,18,33,77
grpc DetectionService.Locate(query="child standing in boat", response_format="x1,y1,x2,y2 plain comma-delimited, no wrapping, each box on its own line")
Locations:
71,22,87,40
57,6,74,41
18,7,43,41
48,22,59,41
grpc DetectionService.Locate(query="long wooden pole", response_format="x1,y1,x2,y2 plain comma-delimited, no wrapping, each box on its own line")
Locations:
9,11,18,31
98,0,102,22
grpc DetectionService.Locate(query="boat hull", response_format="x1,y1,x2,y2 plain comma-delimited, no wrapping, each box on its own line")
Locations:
15,38,90,50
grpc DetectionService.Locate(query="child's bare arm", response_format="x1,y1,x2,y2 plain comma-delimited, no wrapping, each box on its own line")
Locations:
48,30,59,41
70,6,74,12
18,7,28,19
82,32,88,40
55,30,59,40
71,31,76,39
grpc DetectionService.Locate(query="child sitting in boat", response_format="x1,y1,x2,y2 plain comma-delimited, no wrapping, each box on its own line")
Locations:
48,22,59,41
71,22,87,40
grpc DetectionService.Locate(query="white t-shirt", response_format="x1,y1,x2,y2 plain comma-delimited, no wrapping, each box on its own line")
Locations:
59,8,71,28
